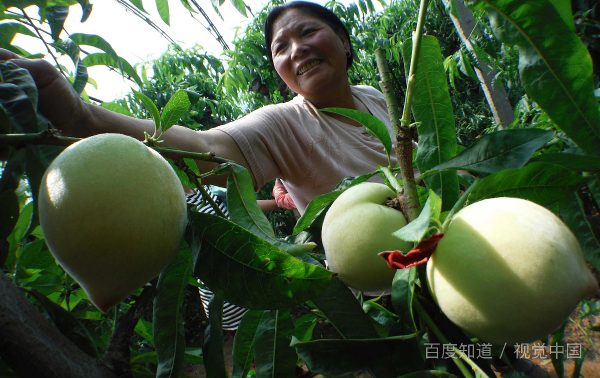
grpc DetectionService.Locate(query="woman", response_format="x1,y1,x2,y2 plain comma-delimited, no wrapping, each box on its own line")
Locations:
0,1,397,215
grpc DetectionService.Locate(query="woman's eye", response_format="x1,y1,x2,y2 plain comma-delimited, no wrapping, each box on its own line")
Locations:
273,44,286,54
303,28,316,36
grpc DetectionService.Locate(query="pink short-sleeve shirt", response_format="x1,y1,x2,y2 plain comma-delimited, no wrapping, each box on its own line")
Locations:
217,85,398,214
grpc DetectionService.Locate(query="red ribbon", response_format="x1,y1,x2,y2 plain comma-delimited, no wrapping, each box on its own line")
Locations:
379,233,445,269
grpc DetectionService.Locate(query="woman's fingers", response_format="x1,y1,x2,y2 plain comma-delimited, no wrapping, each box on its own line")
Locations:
0,48,86,136
0,48,23,60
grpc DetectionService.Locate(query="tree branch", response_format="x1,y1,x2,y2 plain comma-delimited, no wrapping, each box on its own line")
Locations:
0,132,218,163
0,273,118,378
102,285,158,378
375,49,421,221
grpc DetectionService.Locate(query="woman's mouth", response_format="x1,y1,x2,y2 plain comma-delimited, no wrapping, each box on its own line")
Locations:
298,60,322,75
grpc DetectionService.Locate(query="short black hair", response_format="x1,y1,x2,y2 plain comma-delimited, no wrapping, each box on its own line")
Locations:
264,1,354,71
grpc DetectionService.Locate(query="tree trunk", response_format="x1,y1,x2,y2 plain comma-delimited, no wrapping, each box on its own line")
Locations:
443,0,514,129
0,273,117,378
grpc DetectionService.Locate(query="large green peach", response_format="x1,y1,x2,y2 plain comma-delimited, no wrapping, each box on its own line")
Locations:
427,197,598,345
39,134,187,312
322,183,413,292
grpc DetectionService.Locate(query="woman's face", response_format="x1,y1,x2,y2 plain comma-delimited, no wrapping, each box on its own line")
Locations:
270,9,350,100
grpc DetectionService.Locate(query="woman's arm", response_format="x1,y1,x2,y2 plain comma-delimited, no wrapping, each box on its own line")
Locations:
1,49,255,188
84,104,254,187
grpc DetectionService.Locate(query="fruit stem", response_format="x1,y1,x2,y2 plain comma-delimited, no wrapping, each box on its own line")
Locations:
188,174,228,219
413,297,484,378
440,178,479,233
381,166,403,194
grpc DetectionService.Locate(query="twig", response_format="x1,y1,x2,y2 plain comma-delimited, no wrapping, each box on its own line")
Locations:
0,131,81,147
102,285,158,378
0,132,219,163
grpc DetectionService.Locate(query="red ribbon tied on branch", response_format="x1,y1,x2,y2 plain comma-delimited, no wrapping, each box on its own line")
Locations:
379,233,445,269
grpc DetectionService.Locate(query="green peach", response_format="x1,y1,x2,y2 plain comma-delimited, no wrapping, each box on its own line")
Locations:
322,183,413,292
39,134,187,312
427,197,598,345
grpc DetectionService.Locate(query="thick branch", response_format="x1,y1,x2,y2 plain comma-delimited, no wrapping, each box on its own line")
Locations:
375,50,420,221
0,273,117,378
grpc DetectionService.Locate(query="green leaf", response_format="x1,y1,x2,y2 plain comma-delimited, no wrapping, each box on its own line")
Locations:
135,318,154,345
0,22,36,46
25,289,99,358
100,101,135,118
559,192,600,272
320,107,393,161
311,277,379,339
549,0,574,30
530,152,600,172
81,52,142,86
5,201,32,271
155,0,170,25
464,0,600,157
132,351,159,364
467,162,589,206
398,372,459,378
254,310,296,378
154,245,193,378
589,175,600,216
293,191,340,234
25,144,57,236
293,171,379,235
294,314,318,343
160,90,191,135
165,158,196,189
1,58,38,110
427,129,555,174
458,50,477,80
549,322,567,377
132,89,161,134
226,163,316,256
291,332,420,377
46,5,68,41
393,191,440,242
14,239,54,275
69,33,120,62
133,348,203,365
78,1,92,22
0,83,38,133
391,267,418,332
0,190,19,240
183,348,204,364
129,0,148,13
203,295,228,378
402,36,459,211
52,38,88,94
186,212,332,310
231,310,263,378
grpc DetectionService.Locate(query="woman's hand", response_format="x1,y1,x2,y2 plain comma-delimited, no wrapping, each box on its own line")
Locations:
0,48,90,137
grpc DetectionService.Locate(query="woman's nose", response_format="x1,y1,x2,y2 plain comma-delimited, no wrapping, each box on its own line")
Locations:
290,41,309,60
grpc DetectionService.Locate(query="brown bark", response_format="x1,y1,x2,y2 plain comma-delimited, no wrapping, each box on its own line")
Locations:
0,272,118,378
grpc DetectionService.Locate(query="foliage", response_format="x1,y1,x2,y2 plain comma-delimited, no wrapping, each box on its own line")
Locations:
118,45,244,131
1,0,600,377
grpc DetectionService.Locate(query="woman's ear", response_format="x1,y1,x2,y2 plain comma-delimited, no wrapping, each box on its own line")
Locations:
336,30,350,51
